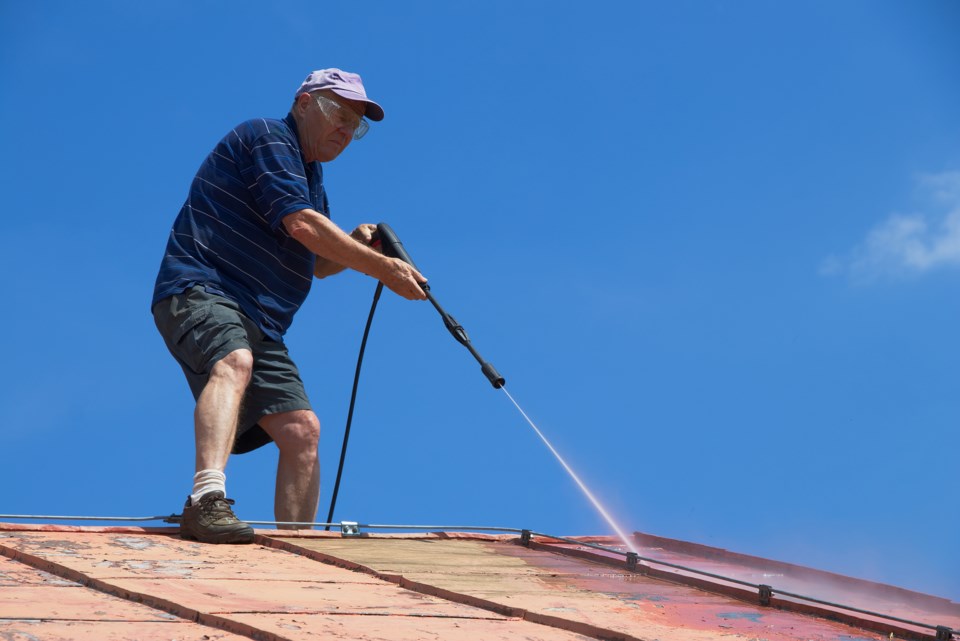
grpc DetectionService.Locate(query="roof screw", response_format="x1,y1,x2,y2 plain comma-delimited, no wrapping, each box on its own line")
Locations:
520,529,532,547
758,584,773,606
626,552,639,572
936,626,954,641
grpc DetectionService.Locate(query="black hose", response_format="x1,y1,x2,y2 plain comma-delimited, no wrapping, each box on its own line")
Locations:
324,281,383,529
325,222,502,526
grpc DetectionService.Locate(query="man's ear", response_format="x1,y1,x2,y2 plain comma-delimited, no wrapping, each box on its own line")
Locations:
296,93,312,113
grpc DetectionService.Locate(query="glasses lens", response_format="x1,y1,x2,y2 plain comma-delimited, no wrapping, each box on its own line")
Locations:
354,118,369,140
316,96,369,140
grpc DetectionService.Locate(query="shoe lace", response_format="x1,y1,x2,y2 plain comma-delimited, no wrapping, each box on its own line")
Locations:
202,494,237,517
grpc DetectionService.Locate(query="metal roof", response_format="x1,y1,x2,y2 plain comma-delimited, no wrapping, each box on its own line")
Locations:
1,522,957,641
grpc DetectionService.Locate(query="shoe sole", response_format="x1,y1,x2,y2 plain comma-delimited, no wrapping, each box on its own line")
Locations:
180,525,255,544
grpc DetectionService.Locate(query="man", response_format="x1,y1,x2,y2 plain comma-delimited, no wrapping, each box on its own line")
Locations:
152,69,426,544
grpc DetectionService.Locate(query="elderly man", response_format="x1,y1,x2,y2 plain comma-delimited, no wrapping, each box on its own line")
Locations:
152,69,426,544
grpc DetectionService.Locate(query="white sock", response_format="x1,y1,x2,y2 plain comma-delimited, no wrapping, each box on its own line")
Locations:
190,469,226,505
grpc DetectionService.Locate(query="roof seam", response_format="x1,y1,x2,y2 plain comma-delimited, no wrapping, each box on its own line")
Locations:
0,542,274,641
0,618,186,623
90,576,378,585
209,610,515,621
261,534,647,641
535,540,944,641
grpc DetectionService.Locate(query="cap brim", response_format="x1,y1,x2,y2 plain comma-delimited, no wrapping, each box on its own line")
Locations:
330,88,384,122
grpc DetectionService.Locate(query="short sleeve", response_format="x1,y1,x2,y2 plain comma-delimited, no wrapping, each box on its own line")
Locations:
245,132,313,230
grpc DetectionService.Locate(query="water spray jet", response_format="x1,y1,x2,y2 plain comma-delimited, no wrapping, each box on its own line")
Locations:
326,223,637,556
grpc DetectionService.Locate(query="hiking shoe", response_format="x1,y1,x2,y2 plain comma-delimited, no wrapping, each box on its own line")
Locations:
179,491,254,544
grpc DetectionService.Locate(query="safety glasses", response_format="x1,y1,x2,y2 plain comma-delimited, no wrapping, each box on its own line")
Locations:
315,94,369,140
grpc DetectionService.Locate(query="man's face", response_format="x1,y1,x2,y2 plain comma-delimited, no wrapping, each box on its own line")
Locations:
297,91,366,163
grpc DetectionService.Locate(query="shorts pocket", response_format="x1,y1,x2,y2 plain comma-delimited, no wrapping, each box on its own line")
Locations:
165,306,214,375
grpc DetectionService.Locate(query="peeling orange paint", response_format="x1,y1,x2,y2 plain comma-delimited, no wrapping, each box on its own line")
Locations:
1,523,956,641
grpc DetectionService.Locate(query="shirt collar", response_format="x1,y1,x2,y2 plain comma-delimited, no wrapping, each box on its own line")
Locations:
283,112,319,170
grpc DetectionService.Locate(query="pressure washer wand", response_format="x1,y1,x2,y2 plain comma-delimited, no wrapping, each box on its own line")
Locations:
375,222,505,389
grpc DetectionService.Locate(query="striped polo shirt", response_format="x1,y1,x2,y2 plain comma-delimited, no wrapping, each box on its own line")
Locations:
152,113,329,341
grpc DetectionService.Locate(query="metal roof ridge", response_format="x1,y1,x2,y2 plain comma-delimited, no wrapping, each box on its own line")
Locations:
0,520,612,543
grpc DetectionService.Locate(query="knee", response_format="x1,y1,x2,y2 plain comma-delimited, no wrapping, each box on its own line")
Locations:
272,411,320,455
210,349,253,387
292,411,321,450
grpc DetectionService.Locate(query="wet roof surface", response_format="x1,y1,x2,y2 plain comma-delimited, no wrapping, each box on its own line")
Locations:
1,523,956,641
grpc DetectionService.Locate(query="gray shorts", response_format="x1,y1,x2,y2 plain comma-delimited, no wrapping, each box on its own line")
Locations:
152,286,312,454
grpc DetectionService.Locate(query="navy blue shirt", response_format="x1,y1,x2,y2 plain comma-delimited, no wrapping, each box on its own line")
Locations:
153,114,329,341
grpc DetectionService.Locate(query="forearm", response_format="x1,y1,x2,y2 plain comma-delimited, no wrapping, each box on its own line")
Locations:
285,209,428,301
285,209,387,280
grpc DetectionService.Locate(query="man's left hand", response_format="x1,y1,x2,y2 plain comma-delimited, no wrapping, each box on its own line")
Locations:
350,224,379,251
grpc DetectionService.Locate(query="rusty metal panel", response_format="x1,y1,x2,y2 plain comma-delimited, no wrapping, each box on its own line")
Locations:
0,530,506,618
541,535,960,634
0,555,176,621
108,576,513,618
227,613,597,640
0,526,596,641
627,532,960,625
0,530,382,583
3,524,955,641
0,555,80,587
0,584,179,621
0,553,250,641
0,621,251,641
282,536,932,641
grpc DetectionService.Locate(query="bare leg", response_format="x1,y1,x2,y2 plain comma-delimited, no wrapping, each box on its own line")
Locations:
259,410,321,527
195,349,254,473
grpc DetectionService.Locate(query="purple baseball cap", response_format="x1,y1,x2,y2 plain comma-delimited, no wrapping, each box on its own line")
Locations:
295,68,384,121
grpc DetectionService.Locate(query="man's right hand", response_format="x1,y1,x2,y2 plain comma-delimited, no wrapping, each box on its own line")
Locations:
283,209,427,299
380,257,428,300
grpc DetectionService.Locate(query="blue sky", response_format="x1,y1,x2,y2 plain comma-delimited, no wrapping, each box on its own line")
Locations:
2,1,958,601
